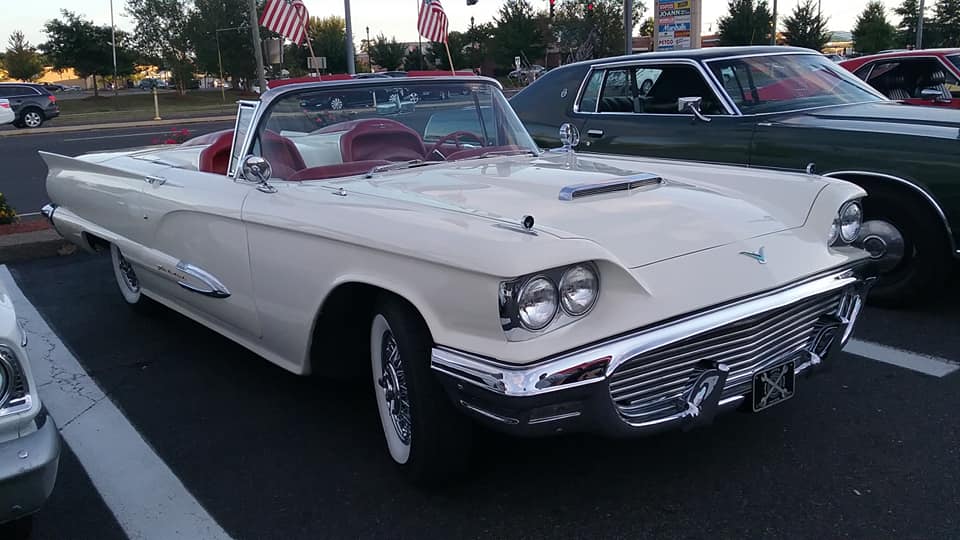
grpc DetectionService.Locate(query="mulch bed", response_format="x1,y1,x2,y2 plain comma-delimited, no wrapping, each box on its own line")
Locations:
0,219,51,236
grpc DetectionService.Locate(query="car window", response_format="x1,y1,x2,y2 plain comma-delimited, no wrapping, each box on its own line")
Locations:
860,58,960,99
635,68,663,95
0,88,10,98
709,53,882,114
578,70,604,113
618,64,724,115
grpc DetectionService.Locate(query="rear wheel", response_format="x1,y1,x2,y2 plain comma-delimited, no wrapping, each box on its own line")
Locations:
370,297,471,485
21,108,44,128
110,244,158,313
860,187,952,306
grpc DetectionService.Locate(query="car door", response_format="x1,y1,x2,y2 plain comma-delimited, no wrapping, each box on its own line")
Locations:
135,106,262,338
575,60,755,165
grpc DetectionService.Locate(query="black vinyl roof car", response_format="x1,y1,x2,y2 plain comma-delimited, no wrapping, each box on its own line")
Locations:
0,83,60,128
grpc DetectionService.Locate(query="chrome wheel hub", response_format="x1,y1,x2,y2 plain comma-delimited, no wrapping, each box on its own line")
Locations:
24,113,41,128
377,333,411,444
116,252,140,292
855,220,905,273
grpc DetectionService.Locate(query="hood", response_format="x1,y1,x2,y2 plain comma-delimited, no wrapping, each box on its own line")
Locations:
785,101,960,139
326,153,829,268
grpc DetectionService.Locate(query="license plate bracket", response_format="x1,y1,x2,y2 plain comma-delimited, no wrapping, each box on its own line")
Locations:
752,361,796,412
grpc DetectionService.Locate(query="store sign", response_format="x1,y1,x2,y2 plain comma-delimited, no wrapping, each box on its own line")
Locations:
656,0,694,50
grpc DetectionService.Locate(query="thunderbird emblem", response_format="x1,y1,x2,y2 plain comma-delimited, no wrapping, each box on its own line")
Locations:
739,247,767,264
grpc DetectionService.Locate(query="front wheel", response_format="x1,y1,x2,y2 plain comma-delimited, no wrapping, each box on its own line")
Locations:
862,190,952,306
370,298,471,484
110,244,158,313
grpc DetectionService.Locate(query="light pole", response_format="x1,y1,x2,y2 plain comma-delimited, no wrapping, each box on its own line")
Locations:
624,0,633,55
247,0,267,93
771,0,778,45
109,0,118,95
366,26,372,72
344,0,355,74
917,0,926,49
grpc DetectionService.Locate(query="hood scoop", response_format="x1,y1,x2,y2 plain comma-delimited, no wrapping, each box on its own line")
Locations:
558,173,663,201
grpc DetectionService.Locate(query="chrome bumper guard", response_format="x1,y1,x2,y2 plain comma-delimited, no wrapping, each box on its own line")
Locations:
431,265,875,437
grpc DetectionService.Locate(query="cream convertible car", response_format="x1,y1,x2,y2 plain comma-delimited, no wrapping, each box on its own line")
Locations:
41,77,874,482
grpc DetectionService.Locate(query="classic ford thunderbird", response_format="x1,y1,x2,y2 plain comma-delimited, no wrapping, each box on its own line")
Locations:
41,77,874,483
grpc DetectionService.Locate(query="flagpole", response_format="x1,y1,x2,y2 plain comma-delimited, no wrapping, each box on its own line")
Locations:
303,16,321,77
444,42,455,75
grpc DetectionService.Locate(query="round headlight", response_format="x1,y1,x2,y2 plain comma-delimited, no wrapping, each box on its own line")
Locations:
839,202,863,243
517,277,558,330
559,265,599,316
828,219,840,245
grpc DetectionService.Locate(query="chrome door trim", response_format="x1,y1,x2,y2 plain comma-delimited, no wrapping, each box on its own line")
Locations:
228,100,262,180
822,170,959,257
175,261,232,298
573,58,738,116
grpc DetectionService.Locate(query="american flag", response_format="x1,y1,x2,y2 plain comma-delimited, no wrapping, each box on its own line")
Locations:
259,0,310,45
418,0,449,43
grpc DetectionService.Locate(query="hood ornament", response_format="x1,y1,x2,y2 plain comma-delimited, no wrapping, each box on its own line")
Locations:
739,247,767,264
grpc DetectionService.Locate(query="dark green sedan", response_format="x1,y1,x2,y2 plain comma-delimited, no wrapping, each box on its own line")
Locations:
511,46,959,306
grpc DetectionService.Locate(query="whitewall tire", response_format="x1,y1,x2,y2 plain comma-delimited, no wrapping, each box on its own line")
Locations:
110,244,157,313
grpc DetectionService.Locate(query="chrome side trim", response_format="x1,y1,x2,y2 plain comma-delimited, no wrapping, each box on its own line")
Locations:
458,400,519,425
175,262,231,299
822,170,958,256
433,267,867,398
40,203,57,223
558,174,662,200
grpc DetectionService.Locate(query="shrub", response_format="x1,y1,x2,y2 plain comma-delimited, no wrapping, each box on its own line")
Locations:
0,193,19,225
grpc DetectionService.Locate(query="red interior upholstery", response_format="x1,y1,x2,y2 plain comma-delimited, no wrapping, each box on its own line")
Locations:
339,119,426,162
262,130,307,178
196,130,235,175
287,160,391,181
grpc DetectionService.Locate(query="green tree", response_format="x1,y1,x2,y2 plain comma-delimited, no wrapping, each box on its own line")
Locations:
639,16,654,37
894,0,932,47
126,0,194,94
429,31,470,71
552,0,643,62
368,34,406,70
782,0,830,51
463,22,495,72
853,1,896,54
186,0,255,88
2,31,44,82
718,0,774,46
402,47,429,71
934,0,960,46
491,0,544,72
42,12,137,95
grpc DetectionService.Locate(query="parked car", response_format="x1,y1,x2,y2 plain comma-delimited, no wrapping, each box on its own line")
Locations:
0,99,14,126
41,76,874,484
0,83,59,129
0,281,61,538
840,48,960,108
511,45,960,306
41,83,65,93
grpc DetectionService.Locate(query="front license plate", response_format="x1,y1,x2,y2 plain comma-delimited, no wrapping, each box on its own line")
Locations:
752,361,796,412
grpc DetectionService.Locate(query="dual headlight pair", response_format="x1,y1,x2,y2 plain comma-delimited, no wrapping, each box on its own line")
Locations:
501,263,600,337
829,200,863,246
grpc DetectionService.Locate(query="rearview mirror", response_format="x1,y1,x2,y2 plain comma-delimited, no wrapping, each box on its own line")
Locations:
678,96,712,123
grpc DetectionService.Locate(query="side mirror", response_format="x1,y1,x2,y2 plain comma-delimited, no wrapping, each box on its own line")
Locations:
920,88,949,102
678,96,712,123
241,155,272,182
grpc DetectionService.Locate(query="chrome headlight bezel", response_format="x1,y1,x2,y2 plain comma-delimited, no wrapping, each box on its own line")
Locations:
839,201,863,243
500,262,600,341
559,264,600,316
517,276,559,331
0,345,31,417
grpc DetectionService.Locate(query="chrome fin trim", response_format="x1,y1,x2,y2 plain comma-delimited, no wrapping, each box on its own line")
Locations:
175,262,231,299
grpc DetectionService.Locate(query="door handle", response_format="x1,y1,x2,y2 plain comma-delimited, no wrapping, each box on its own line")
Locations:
587,129,604,138
144,175,166,185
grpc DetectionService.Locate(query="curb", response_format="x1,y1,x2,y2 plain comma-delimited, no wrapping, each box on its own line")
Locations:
0,229,76,264
0,115,236,137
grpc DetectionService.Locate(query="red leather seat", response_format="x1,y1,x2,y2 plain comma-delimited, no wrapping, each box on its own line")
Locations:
287,160,391,181
196,130,234,175
262,130,307,179
339,119,426,162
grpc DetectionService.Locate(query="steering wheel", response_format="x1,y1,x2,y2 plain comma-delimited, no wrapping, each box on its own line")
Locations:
429,131,484,159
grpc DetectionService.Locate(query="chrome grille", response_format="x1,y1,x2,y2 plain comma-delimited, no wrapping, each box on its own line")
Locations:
610,291,843,422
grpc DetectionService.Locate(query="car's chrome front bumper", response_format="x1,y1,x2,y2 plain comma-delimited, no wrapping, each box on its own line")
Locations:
0,407,60,523
431,265,875,437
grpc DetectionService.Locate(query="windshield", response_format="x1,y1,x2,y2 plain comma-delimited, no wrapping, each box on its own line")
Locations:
252,80,538,181
708,54,885,114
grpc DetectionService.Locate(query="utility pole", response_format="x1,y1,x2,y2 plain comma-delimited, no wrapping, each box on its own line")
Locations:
248,0,267,93
624,0,633,55
771,0,778,45
917,0,926,49
345,0,356,74
109,0,118,96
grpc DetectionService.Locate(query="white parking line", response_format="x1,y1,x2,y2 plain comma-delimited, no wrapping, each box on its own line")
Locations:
0,267,232,540
844,339,959,378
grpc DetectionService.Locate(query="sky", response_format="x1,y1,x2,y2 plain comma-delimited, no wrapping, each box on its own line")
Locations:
3,0,901,49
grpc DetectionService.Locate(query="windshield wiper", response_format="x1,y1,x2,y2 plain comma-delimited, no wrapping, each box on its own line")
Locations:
365,159,426,177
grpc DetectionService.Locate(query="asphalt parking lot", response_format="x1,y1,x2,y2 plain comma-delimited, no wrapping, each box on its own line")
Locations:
3,125,960,539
